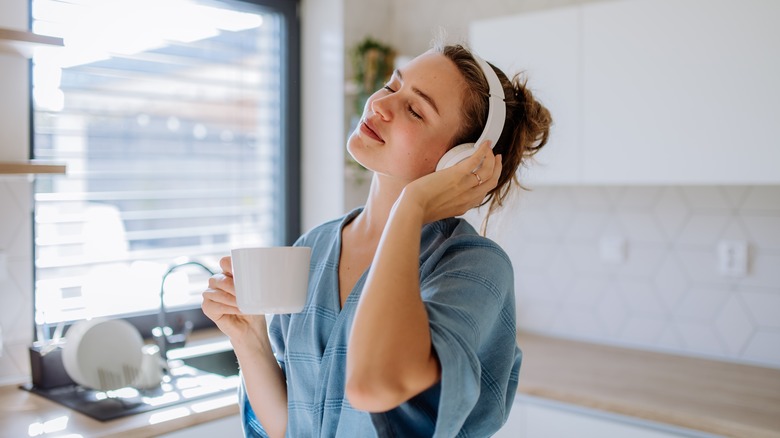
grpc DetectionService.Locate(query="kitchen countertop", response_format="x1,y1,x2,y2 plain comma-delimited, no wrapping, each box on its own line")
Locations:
517,332,780,438
0,328,239,437
0,384,238,437
1,331,778,437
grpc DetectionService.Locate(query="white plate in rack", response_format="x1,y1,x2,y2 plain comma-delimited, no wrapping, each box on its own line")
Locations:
62,318,144,391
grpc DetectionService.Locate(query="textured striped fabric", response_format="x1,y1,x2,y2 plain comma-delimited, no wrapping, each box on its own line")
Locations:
240,208,522,437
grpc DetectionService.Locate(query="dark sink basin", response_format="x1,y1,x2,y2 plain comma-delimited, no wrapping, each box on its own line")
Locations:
180,348,239,377
167,338,240,377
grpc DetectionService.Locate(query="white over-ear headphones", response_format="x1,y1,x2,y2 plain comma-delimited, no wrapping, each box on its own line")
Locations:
435,52,506,171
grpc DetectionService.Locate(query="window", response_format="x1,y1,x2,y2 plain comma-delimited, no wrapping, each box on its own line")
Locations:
31,0,299,334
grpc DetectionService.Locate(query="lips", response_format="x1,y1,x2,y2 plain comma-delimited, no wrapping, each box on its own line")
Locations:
360,119,384,143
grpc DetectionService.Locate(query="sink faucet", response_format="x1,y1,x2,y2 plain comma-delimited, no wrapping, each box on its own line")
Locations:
154,260,215,361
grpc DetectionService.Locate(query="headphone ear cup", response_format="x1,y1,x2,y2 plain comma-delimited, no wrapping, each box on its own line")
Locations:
436,143,477,171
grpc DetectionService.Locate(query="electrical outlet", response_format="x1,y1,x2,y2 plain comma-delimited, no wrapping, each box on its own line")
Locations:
717,240,749,277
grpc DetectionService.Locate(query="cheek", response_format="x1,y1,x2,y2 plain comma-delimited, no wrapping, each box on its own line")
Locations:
404,134,449,174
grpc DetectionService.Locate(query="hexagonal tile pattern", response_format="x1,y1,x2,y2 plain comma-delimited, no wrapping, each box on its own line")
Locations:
615,279,666,318
680,187,732,212
0,182,24,249
739,288,780,328
742,253,780,289
741,215,780,250
486,186,780,369
654,255,689,311
653,187,689,240
619,245,667,278
743,331,780,365
564,210,609,242
616,187,661,211
596,286,629,337
674,285,730,322
544,188,576,235
620,316,666,346
0,284,25,339
674,247,723,286
656,326,685,351
674,321,725,357
571,187,612,210
741,187,780,213
677,214,730,246
563,275,608,310
719,186,750,209
715,296,755,356
615,210,666,243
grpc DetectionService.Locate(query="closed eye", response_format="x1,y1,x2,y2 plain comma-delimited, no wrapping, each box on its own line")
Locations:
382,85,423,120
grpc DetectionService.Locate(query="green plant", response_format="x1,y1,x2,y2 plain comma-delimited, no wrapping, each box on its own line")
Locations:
351,37,395,115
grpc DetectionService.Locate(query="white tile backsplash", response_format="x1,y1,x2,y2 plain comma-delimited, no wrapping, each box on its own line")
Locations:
714,296,755,356
476,186,780,369
0,178,33,383
740,288,780,328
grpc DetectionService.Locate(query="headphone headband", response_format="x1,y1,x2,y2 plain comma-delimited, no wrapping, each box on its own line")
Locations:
471,52,506,150
435,51,507,171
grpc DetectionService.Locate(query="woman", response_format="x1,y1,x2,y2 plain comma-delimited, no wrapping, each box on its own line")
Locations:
202,43,551,437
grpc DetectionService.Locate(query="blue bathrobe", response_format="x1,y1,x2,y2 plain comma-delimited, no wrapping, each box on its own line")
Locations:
240,208,521,437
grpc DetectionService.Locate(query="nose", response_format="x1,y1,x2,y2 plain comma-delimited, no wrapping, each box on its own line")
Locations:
369,92,393,121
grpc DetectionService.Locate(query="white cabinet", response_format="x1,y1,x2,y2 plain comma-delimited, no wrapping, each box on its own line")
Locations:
471,8,581,186
495,396,717,438
471,0,780,185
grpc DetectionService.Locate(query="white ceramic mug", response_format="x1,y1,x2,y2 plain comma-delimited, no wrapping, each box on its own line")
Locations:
230,246,311,314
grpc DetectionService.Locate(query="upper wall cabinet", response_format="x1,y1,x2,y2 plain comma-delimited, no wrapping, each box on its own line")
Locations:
472,8,580,185
471,0,780,185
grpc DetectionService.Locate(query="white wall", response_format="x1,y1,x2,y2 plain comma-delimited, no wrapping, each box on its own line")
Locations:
345,0,780,369
0,0,36,384
300,0,346,232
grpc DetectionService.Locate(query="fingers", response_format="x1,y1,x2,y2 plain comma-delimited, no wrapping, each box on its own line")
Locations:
467,142,498,188
220,256,233,276
202,288,242,316
464,140,493,174
209,273,235,296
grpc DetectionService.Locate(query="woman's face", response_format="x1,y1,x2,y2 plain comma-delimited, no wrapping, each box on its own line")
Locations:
347,51,466,182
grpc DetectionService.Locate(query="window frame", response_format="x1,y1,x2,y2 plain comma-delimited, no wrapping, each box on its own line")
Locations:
29,0,301,341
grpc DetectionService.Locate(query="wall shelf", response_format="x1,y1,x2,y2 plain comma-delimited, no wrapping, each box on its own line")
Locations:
0,161,66,175
0,27,63,58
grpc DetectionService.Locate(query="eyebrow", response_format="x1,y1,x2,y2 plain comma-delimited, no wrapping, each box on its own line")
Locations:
395,69,440,116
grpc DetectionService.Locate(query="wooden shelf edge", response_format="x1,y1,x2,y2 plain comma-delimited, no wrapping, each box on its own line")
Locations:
0,161,67,175
0,27,63,58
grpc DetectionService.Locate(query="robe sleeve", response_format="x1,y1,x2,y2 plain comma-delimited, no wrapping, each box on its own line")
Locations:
238,313,289,437
421,240,520,437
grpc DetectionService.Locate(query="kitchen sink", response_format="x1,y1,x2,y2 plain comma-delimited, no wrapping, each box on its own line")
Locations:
168,341,238,377
23,338,240,421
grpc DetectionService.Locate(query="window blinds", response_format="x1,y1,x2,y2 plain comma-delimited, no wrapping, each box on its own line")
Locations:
31,0,286,323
